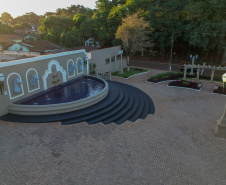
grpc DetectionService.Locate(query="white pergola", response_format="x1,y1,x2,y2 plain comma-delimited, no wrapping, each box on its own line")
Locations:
183,64,226,82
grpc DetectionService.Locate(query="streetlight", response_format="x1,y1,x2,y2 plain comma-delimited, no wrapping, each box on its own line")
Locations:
119,50,123,74
190,54,198,75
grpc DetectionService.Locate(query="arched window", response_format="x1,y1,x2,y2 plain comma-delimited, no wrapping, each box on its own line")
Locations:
76,58,84,75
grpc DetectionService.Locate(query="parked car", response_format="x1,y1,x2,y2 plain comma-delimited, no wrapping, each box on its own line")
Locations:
180,66,204,74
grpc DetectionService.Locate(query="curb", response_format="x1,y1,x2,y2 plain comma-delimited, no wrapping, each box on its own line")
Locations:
112,70,150,79
212,92,226,97
146,79,177,84
167,84,203,91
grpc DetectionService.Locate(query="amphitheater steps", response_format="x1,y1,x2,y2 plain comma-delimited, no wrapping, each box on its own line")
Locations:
62,83,125,125
0,81,155,124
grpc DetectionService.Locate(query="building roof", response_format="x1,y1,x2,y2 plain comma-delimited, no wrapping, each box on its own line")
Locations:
0,34,23,43
67,46,99,53
21,40,63,52
15,33,39,39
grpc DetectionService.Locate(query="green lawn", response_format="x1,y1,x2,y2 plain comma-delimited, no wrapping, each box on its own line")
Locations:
149,72,183,81
112,67,149,78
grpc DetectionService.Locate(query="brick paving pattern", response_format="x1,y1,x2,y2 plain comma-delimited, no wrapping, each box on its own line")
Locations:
0,69,226,185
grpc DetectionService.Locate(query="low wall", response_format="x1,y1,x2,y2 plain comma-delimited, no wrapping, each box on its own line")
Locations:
0,51,40,62
0,50,88,116
1,50,40,55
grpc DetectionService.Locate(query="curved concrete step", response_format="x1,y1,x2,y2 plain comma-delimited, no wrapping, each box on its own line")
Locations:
0,81,155,125
62,84,124,125
114,86,139,124
87,89,130,124
0,81,120,123
102,89,134,124
139,92,150,119
129,90,145,122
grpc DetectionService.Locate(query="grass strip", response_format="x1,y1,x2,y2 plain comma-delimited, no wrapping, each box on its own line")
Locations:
112,67,149,78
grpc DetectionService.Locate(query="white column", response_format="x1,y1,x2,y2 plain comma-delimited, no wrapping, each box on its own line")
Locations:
215,104,226,138
190,56,195,75
210,68,215,82
183,65,187,80
119,50,123,74
196,66,200,81
85,56,89,76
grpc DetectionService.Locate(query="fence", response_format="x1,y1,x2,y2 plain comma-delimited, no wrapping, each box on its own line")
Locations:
183,64,226,82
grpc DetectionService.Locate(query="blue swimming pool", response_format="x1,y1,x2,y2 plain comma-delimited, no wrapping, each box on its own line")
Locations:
15,76,105,105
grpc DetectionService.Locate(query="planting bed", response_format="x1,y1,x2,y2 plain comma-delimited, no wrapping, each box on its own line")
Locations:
168,80,203,90
148,72,195,83
213,86,226,95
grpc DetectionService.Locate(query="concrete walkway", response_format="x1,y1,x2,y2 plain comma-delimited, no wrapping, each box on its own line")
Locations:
0,69,226,185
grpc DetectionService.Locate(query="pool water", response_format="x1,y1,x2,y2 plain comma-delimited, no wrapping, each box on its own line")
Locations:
15,77,105,105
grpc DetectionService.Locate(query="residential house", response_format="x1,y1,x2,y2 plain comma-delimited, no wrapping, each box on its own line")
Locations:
15,29,38,34
0,34,23,50
5,40,64,53
15,33,39,42
24,35,38,41
85,38,101,48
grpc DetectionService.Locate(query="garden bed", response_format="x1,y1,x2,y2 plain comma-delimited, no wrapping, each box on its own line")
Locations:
168,80,203,90
147,72,196,83
213,86,226,95
148,72,222,83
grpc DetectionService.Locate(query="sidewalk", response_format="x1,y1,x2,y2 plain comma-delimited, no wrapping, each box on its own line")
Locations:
1,68,226,185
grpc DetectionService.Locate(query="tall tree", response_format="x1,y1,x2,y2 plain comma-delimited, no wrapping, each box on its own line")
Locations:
116,13,152,66
0,12,13,25
184,0,226,62
60,30,81,47
92,0,115,47
38,16,74,44
0,22,14,33
12,12,41,25
13,22,32,30
148,0,187,60
80,18,95,39
73,14,88,28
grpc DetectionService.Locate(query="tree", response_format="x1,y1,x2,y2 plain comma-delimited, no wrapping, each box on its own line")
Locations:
73,14,88,28
13,22,32,30
80,18,95,39
148,0,187,61
92,0,115,47
0,12,13,25
116,13,152,66
184,0,226,62
38,16,74,44
0,22,14,33
60,30,81,47
12,12,41,25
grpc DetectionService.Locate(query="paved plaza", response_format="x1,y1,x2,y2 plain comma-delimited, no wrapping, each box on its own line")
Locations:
0,69,226,185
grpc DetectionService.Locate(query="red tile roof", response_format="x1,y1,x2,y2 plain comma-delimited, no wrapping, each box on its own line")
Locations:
21,40,63,52
67,46,99,52
0,34,23,43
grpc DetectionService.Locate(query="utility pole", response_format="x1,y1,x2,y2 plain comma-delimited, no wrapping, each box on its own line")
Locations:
119,50,123,74
169,29,174,71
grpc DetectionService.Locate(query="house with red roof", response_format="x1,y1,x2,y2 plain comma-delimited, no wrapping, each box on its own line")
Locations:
0,34,23,50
